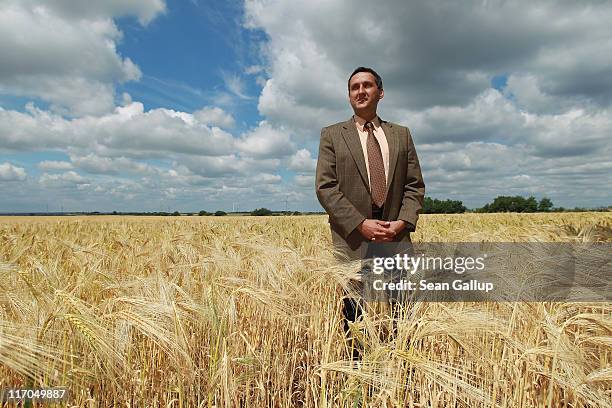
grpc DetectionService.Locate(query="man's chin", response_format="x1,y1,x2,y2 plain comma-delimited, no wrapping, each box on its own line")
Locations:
353,107,376,117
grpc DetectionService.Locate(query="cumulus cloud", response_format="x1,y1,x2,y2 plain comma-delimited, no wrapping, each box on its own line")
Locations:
391,88,611,160
294,174,314,188
287,149,316,173
70,154,157,175
400,89,520,145
87,103,236,157
0,162,26,181
20,0,166,25
180,154,281,178
418,138,612,207
0,102,236,157
0,0,163,115
246,0,612,117
235,121,295,158
39,170,89,187
504,74,573,114
37,160,73,171
258,173,282,184
193,106,235,128
0,99,299,211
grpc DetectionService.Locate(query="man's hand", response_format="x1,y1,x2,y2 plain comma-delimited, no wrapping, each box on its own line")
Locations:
357,219,406,241
386,220,407,237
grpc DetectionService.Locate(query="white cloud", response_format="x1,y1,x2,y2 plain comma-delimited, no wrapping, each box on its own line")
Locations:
235,121,295,158
0,102,236,156
419,139,612,207
504,74,570,114
393,89,520,144
0,1,162,115
85,104,236,157
244,65,264,75
521,109,612,158
39,170,89,187
393,89,610,159
287,149,316,173
178,155,243,178
245,0,612,129
70,154,157,176
20,0,167,25
294,174,313,188
257,78,347,138
179,154,281,178
0,162,26,181
193,106,235,128
0,105,73,150
37,160,73,171
221,72,251,100
0,99,303,212
259,173,282,184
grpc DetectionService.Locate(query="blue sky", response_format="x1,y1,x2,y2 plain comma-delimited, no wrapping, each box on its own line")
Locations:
1,0,611,212
116,1,263,124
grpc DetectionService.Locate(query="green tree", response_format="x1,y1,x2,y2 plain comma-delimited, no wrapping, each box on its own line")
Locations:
251,208,273,216
538,197,554,212
525,196,538,212
480,196,542,213
198,210,211,216
214,210,227,216
422,197,467,214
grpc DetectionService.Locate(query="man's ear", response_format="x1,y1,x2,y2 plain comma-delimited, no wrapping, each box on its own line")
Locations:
379,89,384,100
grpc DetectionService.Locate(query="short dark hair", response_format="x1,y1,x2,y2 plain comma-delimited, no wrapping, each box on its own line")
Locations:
348,67,383,91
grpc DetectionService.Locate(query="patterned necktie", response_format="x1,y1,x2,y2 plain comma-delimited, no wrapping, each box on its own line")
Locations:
364,121,386,207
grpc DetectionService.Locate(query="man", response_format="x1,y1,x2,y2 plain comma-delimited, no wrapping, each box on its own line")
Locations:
316,67,425,261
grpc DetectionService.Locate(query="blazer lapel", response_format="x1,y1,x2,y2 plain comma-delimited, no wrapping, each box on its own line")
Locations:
341,118,370,189
381,120,399,197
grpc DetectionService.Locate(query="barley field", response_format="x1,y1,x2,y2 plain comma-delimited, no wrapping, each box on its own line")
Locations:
0,213,611,407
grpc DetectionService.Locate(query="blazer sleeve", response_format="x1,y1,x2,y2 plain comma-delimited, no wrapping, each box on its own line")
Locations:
315,127,366,239
397,126,425,228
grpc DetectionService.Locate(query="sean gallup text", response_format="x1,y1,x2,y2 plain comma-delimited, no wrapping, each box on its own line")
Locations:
372,279,494,293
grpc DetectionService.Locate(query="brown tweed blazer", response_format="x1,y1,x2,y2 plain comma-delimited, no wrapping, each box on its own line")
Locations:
315,117,425,260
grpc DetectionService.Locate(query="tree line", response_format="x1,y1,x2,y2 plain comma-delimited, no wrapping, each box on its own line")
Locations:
422,195,555,213
242,196,579,216
475,196,553,213
90,196,606,216
422,195,609,213
215,197,605,215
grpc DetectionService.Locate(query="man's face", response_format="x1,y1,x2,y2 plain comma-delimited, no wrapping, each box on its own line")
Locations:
349,72,384,115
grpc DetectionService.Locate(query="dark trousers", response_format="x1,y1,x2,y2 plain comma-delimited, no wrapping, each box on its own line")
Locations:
343,296,403,360
342,204,384,359
343,297,363,360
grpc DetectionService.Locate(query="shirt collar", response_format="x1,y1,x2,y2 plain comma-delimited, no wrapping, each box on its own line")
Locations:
353,114,381,131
